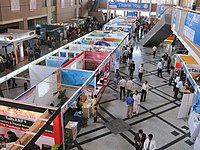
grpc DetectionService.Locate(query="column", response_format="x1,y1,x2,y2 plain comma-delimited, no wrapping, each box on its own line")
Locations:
47,0,52,24
76,0,80,18
19,20,28,30
149,0,152,19
19,42,24,61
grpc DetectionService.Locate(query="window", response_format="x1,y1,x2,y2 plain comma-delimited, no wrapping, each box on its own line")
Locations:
51,0,56,6
42,0,47,7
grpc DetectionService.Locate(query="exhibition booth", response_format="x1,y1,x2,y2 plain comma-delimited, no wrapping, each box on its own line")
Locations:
0,29,37,64
175,54,200,149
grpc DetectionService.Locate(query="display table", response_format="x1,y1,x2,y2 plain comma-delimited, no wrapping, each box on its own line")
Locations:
180,86,191,94
188,111,200,139
82,102,92,118
194,136,200,150
65,121,78,140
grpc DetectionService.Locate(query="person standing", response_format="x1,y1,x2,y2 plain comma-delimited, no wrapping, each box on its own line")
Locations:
192,2,196,10
173,75,180,91
133,90,141,116
152,46,157,58
134,129,146,150
126,77,134,96
129,60,135,77
157,59,163,78
174,79,183,99
130,45,133,59
169,66,175,86
93,107,98,123
144,134,157,150
138,64,144,82
126,93,134,118
167,56,171,74
141,81,149,102
114,69,120,88
119,76,126,101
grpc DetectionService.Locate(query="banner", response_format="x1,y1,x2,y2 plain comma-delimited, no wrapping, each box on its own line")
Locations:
157,5,165,18
30,0,36,10
127,11,138,17
109,2,150,10
61,69,95,86
11,0,20,11
183,12,200,47
46,56,69,67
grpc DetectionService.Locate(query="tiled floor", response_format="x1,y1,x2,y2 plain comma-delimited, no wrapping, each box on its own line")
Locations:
70,43,193,150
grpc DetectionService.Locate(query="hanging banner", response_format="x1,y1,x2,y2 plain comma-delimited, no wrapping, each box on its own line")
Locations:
109,2,150,10
127,11,138,17
61,0,65,8
157,5,165,18
30,0,36,10
183,12,200,48
11,0,20,11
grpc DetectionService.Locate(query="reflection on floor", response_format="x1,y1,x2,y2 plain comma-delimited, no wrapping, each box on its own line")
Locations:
70,43,193,150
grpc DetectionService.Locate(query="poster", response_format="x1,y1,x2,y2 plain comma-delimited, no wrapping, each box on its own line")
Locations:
30,0,36,10
109,2,150,10
157,5,165,18
61,0,65,8
183,12,200,47
11,0,20,11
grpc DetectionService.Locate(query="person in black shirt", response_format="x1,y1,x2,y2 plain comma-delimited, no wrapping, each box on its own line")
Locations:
192,2,196,10
129,60,135,77
7,131,19,142
134,129,146,150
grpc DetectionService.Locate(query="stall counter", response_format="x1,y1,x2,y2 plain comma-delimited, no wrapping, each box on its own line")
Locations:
188,111,200,139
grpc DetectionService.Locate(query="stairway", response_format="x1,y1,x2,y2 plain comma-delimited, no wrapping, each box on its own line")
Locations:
143,8,173,47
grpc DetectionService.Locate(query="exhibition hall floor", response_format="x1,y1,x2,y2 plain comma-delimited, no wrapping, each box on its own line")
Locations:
70,43,193,150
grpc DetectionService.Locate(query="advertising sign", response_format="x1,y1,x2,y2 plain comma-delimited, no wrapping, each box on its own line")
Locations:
173,9,177,29
183,12,200,47
157,5,165,18
109,2,150,10
127,11,138,17
46,56,68,67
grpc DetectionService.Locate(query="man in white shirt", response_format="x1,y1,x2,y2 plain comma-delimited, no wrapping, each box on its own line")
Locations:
157,59,163,78
119,76,126,101
138,64,144,82
173,75,180,91
126,77,134,96
144,134,156,150
152,46,157,58
141,80,149,102
174,79,183,99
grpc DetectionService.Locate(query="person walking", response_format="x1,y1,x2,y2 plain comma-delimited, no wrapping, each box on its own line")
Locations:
192,2,196,10
128,60,135,77
134,129,146,150
119,76,126,101
126,93,134,118
173,75,180,91
152,46,157,58
169,66,175,86
133,90,141,116
174,79,183,99
167,56,171,74
138,64,144,82
144,134,157,150
130,45,133,59
157,59,163,78
126,77,134,96
114,69,120,88
141,81,149,102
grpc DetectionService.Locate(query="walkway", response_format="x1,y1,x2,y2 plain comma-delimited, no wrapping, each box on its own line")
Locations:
70,43,193,150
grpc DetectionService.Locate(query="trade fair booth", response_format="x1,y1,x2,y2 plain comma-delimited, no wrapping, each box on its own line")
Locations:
175,54,200,149
0,29,37,64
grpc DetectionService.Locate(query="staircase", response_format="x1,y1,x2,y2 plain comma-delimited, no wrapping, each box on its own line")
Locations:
143,8,173,47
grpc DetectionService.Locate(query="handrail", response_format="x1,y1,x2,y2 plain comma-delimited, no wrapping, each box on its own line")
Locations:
174,6,200,14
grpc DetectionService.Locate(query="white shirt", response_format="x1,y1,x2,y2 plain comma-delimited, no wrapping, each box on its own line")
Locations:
176,81,183,89
142,83,149,91
152,46,157,52
138,65,144,73
144,138,157,150
133,94,140,105
175,76,180,83
119,79,126,87
126,80,134,91
157,62,162,69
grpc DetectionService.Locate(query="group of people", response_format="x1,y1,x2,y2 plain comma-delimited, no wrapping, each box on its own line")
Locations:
135,129,157,150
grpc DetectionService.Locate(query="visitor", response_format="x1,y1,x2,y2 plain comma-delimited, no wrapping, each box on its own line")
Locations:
152,46,157,58
167,56,171,74
11,51,16,66
157,59,163,78
93,107,98,123
174,78,183,99
114,69,120,88
134,129,146,150
173,75,180,92
128,60,135,77
192,2,196,10
133,90,140,116
6,131,19,142
141,81,149,102
144,134,157,150
126,93,134,119
126,77,134,96
169,66,175,86
138,64,144,82
119,76,126,101
129,45,133,59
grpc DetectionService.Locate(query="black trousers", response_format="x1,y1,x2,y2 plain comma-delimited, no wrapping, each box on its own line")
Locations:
157,69,163,77
127,89,132,97
173,82,177,91
141,89,147,102
130,69,134,77
138,73,143,82
120,87,125,100
153,51,156,58
174,87,179,98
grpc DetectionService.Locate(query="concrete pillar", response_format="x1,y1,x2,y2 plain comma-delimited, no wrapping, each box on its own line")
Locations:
19,42,24,60
19,20,28,30
76,0,80,18
47,0,52,24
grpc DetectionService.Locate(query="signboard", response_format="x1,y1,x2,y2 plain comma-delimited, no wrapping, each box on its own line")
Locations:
127,11,138,17
173,9,177,29
30,0,36,10
109,2,150,10
186,64,200,74
183,12,200,48
157,5,165,18
177,10,182,35
11,0,20,11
